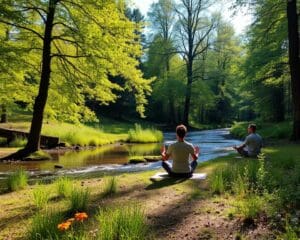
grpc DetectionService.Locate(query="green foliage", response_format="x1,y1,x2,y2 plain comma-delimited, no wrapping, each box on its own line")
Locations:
235,193,265,220
6,168,28,191
230,121,292,139
69,187,90,213
8,136,27,147
55,176,73,198
210,170,225,194
33,185,49,209
127,124,163,143
102,177,118,197
27,210,63,240
96,204,148,240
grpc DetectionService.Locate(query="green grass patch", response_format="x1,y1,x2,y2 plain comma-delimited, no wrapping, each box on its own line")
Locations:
8,136,27,147
230,121,292,140
24,150,52,160
6,168,28,191
27,210,63,240
33,185,50,209
96,204,148,240
127,124,163,143
102,177,118,197
69,187,90,213
55,176,73,198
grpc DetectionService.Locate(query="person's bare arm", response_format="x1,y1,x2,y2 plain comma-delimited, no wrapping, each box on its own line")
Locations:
161,145,170,161
233,143,246,151
191,146,200,161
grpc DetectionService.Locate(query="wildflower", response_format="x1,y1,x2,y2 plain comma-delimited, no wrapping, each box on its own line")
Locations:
74,212,88,222
67,218,75,223
57,221,71,231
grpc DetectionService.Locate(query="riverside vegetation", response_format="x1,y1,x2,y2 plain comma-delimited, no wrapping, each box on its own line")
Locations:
1,142,299,239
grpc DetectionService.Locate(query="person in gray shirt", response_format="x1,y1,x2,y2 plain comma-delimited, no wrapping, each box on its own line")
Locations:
233,123,263,157
161,124,200,177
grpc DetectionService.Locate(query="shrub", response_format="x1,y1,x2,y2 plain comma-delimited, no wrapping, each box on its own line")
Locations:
69,187,90,213
6,168,28,191
97,204,148,240
102,177,117,197
235,194,264,220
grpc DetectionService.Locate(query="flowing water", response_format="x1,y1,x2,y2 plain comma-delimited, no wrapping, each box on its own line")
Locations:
0,129,242,181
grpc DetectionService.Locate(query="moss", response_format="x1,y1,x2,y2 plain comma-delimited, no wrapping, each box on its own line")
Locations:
24,150,52,160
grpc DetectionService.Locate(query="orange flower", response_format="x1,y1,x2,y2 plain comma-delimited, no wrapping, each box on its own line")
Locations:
74,212,88,222
67,218,75,223
57,221,71,231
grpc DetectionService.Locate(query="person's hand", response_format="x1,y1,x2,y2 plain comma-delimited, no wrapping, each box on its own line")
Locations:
194,146,200,156
161,145,166,155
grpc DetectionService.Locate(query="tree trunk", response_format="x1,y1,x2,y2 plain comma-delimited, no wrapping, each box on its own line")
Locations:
22,1,56,154
0,104,7,123
287,0,300,140
183,60,193,126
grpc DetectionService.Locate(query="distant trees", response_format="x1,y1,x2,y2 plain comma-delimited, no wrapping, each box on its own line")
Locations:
0,0,151,157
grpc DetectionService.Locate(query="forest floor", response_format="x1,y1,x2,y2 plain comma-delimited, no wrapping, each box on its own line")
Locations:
1,144,299,239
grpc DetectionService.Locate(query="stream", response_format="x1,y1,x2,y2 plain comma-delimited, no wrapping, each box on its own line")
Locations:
0,129,242,182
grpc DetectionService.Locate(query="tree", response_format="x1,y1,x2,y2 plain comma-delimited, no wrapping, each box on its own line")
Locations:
233,0,300,139
174,0,216,126
0,0,152,158
147,0,178,123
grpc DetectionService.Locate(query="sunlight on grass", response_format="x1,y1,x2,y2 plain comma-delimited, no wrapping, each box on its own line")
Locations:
127,124,163,143
6,168,28,192
96,204,148,240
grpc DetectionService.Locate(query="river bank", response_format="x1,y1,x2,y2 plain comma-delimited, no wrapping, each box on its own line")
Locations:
1,143,299,239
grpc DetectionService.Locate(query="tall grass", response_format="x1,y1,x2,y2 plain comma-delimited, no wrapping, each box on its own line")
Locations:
55,176,73,198
8,136,27,147
127,124,163,143
102,177,118,197
69,187,90,213
27,210,63,240
96,204,148,240
33,186,49,209
6,168,28,191
42,122,127,146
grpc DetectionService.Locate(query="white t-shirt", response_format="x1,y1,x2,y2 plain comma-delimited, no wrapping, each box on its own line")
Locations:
167,141,194,173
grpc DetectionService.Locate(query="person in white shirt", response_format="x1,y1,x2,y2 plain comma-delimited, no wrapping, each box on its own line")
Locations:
161,124,200,177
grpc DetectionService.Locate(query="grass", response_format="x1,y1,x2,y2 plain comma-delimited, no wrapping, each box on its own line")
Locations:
69,187,90,213
27,210,63,240
33,185,50,209
8,136,27,147
24,150,52,160
230,121,292,139
0,120,163,147
6,168,28,191
1,144,300,239
96,204,148,240
55,176,73,198
127,124,163,143
102,176,118,197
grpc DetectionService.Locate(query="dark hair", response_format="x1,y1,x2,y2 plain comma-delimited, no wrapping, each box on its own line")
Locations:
176,124,187,138
248,123,257,132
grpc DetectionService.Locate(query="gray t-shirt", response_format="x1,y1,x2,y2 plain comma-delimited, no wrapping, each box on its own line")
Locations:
244,133,263,157
167,141,194,173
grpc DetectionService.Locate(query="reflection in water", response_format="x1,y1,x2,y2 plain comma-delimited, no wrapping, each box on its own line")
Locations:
0,129,242,179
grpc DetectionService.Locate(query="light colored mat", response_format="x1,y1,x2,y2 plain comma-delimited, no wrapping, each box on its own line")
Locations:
150,172,207,180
